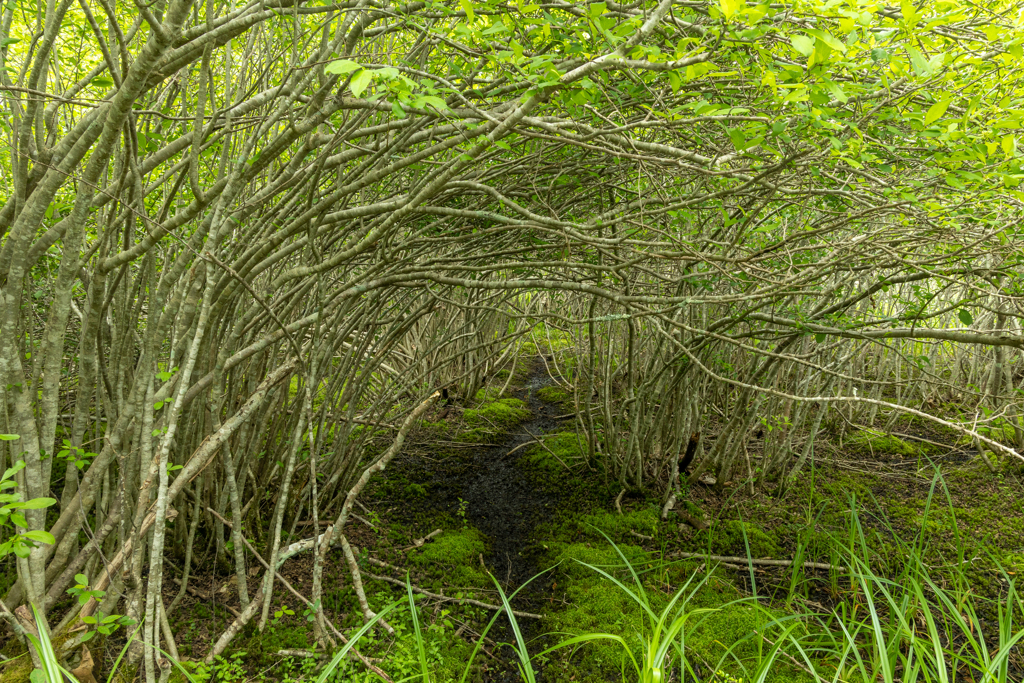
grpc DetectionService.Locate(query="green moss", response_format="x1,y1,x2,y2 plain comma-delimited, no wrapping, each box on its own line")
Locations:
417,419,451,438
536,385,571,404
702,520,781,558
454,426,494,443
523,431,584,474
848,428,930,457
519,340,539,357
463,397,529,429
473,386,503,402
571,506,661,542
409,528,489,586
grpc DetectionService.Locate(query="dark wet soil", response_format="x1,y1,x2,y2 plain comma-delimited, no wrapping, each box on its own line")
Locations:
462,369,562,586
461,366,564,681
385,359,567,681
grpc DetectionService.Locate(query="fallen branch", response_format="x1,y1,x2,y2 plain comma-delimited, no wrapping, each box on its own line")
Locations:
362,568,543,619
669,551,844,572
675,508,709,531
402,528,442,551
342,535,394,634
206,508,389,680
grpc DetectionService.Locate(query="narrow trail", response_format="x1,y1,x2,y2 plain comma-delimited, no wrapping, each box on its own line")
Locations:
382,358,569,680
461,360,565,681
463,363,562,585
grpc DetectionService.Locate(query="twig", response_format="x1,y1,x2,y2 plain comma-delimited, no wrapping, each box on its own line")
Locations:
206,508,389,680
362,570,543,619
342,536,394,634
523,426,573,471
506,439,542,456
669,551,844,572
277,649,328,659
401,528,442,551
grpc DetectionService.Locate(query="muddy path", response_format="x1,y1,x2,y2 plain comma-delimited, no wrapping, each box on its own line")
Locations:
382,359,568,680
462,366,562,587
460,364,564,681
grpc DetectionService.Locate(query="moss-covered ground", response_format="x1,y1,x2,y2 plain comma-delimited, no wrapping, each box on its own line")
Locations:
13,347,1023,683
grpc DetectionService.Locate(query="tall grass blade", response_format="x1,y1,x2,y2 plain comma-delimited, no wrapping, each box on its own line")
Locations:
407,573,431,683
27,603,77,683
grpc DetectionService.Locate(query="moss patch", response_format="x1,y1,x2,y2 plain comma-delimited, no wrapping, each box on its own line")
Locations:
536,385,571,404
409,528,489,586
848,428,930,457
463,397,529,430
702,519,781,558
523,431,585,476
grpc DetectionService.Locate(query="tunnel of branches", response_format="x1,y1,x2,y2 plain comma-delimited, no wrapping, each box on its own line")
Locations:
0,0,1022,677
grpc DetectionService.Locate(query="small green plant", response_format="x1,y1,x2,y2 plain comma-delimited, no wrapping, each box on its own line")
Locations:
0,456,57,559
66,575,135,642
301,599,321,623
55,440,96,472
272,602,295,626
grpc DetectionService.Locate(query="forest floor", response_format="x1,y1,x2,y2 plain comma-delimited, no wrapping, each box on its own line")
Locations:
12,355,1019,682
153,353,1024,682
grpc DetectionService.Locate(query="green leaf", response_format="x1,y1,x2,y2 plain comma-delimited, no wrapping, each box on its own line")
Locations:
18,498,56,510
588,2,606,18
790,35,815,57
75,574,88,585
1002,135,1016,158
806,28,846,53
91,76,114,88
459,0,474,22
958,309,973,325
815,333,826,343
728,128,747,151
415,95,449,112
718,0,744,21
0,434,20,441
324,59,361,75
22,530,55,544
908,47,930,77
924,96,951,126
349,69,373,98
825,82,848,104
153,401,164,410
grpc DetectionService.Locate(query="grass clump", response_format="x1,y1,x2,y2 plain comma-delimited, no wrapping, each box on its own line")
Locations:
409,528,489,586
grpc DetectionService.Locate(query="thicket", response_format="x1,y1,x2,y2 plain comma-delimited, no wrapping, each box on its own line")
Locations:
0,0,1023,678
